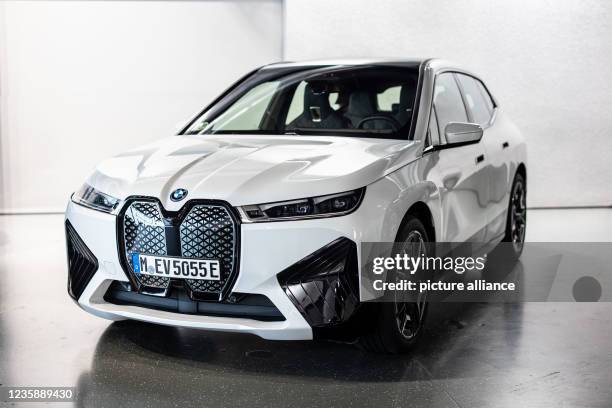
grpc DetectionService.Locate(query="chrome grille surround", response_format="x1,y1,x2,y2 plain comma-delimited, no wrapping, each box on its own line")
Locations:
119,198,239,300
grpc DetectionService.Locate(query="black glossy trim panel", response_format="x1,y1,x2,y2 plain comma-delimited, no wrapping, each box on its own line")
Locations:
277,237,360,328
423,137,482,155
104,281,285,322
66,220,99,300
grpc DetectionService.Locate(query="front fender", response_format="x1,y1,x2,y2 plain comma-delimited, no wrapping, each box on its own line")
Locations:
367,158,441,243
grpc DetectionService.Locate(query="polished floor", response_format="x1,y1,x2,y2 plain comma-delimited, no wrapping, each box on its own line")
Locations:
1,210,612,407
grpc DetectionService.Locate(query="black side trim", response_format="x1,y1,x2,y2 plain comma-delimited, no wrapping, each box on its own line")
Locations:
277,237,360,327
66,220,99,300
104,282,285,322
424,137,481,153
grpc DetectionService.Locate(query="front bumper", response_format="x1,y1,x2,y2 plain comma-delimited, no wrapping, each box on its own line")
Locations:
64,182,395,340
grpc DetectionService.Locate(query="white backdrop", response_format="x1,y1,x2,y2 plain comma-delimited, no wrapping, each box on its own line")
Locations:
284,0,612,208
2,0,610,211
0,0,282,213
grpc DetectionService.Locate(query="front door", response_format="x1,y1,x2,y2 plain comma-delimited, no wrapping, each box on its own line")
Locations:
428,72,489,245
455,74,509,241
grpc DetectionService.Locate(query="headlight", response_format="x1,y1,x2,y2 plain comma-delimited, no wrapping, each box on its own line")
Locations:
72,184,121,214
238,188,365,222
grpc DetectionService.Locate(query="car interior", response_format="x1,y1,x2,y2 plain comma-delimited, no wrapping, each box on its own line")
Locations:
285,74,418,136
186,66,420,139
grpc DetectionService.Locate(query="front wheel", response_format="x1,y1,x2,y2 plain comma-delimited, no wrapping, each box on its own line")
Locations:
358,216,429,353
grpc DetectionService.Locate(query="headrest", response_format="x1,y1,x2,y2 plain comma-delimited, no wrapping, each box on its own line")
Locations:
347,91,375,117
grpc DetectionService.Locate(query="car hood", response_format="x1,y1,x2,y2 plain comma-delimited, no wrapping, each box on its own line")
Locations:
87,134,422,210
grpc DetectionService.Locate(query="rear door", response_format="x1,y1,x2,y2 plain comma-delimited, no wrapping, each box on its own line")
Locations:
428,72,489,244
455,74,508,241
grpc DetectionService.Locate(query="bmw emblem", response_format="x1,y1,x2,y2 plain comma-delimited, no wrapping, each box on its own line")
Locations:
170,188,188,202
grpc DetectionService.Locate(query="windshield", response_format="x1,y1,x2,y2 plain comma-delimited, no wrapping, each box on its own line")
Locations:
184,65,420,139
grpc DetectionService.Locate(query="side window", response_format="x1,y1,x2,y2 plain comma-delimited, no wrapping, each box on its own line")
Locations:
433,73,468,140
455,74,491,126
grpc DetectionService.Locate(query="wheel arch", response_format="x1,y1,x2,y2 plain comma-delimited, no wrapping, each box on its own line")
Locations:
396,201,436,243
516,162,527,183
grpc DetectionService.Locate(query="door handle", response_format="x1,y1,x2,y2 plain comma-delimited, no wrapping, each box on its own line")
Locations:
502,141,509,149
476,154,485,164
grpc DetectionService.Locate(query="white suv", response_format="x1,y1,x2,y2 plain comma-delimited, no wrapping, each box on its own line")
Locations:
65,59,527,353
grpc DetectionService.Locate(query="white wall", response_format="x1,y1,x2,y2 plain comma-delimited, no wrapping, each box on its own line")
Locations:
0,0,282,213
284,0,612,208
3,0,610,211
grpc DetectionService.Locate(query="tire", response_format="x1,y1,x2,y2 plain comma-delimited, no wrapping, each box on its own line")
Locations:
358,216,430,354
500,172,527,260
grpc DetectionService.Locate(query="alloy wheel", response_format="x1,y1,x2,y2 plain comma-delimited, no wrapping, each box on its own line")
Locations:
393,230,427,340
510,179,527,253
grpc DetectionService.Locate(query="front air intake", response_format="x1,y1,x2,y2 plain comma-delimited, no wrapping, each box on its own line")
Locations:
65,220,99,300
277,237,360,327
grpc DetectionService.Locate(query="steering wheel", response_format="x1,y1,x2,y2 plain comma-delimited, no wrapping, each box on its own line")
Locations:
357,115,402,132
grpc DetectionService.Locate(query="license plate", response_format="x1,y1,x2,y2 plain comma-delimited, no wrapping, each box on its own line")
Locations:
131,253,221,281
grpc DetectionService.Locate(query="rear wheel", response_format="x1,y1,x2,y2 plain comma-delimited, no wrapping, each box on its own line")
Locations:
502,172,527,259
358,216,429,353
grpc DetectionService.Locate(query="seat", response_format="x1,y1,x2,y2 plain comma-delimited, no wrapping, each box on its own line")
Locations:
345,90,398,131
286,84,345,129
344,91,376,128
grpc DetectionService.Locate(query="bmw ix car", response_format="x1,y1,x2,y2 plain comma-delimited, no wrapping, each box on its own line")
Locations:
65,59,527,353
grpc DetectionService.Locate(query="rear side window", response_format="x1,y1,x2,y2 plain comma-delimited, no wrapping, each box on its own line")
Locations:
433,73,468,138
456,74,492,126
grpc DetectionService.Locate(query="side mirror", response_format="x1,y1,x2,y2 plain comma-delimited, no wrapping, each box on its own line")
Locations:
444,122,483,146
